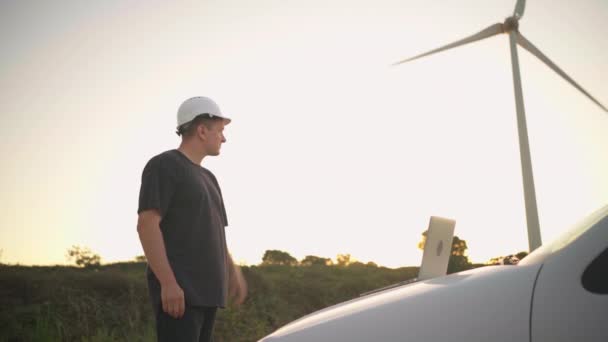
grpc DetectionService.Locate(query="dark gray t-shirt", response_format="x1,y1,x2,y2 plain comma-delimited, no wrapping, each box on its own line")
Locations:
138,149,229,308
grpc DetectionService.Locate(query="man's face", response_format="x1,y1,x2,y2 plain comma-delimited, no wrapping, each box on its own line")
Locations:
202,120,227,156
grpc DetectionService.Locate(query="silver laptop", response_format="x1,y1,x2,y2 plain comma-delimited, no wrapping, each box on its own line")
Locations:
417,216,456,281
360,216,456,297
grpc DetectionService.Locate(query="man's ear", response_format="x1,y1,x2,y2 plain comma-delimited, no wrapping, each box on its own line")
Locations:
196,123,208,141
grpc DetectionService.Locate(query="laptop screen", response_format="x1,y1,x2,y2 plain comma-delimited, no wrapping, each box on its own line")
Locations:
418,216,456,280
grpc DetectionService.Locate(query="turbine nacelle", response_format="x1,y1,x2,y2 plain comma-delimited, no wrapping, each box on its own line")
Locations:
502,16,519,33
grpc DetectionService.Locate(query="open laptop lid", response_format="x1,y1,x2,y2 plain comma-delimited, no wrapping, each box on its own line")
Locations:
359,216,456,297
417,216,456,281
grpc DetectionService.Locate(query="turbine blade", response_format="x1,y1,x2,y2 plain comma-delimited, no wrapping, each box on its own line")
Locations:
517,33,608,112
514,0,526,19
392,23,504,66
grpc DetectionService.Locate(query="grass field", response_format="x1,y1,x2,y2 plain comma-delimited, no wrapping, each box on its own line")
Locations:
0,262,420,341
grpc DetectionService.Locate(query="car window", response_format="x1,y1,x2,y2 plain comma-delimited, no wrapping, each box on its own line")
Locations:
582,247,608,294
519,205,608,266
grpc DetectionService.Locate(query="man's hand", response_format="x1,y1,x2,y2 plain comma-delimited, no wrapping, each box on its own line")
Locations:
161,280,185,319
228,259,248,306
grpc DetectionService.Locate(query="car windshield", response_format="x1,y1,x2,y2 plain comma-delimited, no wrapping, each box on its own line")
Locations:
519,204,608,266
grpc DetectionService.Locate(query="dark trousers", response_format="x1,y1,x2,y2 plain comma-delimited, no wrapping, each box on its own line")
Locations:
154,304,218,342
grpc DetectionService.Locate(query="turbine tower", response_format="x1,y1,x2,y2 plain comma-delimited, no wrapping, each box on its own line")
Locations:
394,0,607,251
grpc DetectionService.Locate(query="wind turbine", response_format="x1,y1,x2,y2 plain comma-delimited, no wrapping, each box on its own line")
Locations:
393,0,607,252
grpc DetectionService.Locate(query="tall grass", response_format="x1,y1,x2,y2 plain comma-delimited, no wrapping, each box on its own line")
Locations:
0,262,417,342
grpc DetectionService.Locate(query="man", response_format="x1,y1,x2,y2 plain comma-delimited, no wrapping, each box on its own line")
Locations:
137,96,247,342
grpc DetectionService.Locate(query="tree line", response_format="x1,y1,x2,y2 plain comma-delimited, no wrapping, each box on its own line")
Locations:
63,230,527,270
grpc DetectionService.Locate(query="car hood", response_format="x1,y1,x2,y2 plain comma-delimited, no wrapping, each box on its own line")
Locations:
259,264,542,342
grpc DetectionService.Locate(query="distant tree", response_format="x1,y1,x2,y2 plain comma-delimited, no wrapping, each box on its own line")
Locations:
300,255,332,266
516,251,528,260
450,236,468,256
66,245,101,268
262,250,298,266
486,256,502,265
348,261,366,267
134,255,147,263
366,261,378,267
486,253,523,265
446,236,472,273
486,250,529,265
336,254,353,266
418,231,472,273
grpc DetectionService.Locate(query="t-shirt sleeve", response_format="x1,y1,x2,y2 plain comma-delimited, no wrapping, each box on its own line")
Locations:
208,171,229,227
219,191,228,227
137,156,178,217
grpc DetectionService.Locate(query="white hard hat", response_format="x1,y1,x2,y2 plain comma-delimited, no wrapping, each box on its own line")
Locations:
176,96,231,128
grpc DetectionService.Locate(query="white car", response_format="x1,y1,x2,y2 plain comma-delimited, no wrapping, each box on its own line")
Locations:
259,205,608,342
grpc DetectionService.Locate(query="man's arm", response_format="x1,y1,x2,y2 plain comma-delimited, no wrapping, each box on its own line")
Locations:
137,209,185,319
227,253,248,305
